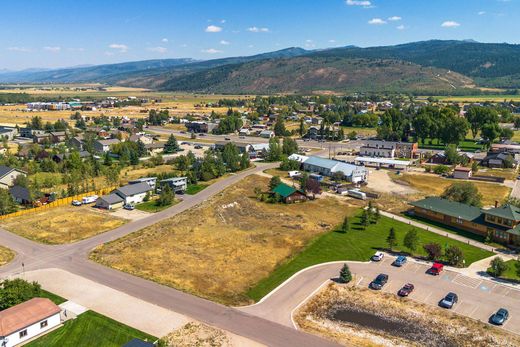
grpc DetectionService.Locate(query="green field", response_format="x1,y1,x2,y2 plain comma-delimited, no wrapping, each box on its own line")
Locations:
185,183,208,195
416,138,483,152
27,311,156,347
40,290,67,305
247,212,494,301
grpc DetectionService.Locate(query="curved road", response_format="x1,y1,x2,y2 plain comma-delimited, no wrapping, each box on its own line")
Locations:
0,162,339,347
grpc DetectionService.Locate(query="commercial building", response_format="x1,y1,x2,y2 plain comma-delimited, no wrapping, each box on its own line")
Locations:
302,156,368,183
359,140,418,159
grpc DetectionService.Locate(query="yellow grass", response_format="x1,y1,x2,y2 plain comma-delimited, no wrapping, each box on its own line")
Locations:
120,164,177,184
0,246,15,266
91,174,353,305
393,173,511,206
0,206,127,244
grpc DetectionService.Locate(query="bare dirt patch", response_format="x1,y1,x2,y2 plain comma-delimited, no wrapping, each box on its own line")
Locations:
295,283,520,347
0,206,128,244
91,174,353,305
0,246,14,266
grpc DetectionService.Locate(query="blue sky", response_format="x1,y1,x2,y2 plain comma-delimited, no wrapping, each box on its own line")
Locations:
1,0,519,70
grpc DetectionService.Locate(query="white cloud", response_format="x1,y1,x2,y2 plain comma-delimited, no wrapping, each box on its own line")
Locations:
147,46,167,53
247,26,269,33
7,47,31,52
201,48,222,54
441,21,460,28
328,39,336,43
205,25,222,33
346,0,371,6
248,44,254,48
220,40,230,45
108,43,128,52
388,16,402,21
478,11,486,15
161,38,168,43
396,24,405,30
368,18,386,25
43,46,61,52
305,39,315,48
220,19,226,23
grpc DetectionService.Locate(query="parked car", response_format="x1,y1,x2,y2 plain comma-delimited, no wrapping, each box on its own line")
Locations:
490,308,509,325
393,255,407,267
372,251,384,262
225,137,231,141
199,133,206,136
123,204,135,211
398,283,414,297
370,274,388,290
181,141,189,145
72,200,82,206
239,136,246,139
439,292,458,309
428,262,444,275
194,145,203,149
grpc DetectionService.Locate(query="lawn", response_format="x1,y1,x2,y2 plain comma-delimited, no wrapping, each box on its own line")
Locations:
26,310,156,347
185,183,208,195
135,199,176,213
40,290,67,305
416,138,484,152
391,173,511,206
91,175,360,305
0,245,14,266
247,212,494,302
487,259,520,283
0,206,128,244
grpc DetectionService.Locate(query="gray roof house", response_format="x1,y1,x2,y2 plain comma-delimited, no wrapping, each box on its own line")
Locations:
114,182,153,205
0,166,26,189
93,139,120,153
9,185,32,204
95,193,124,210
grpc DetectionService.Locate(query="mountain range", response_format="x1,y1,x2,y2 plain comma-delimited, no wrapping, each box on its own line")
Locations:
3,40,520,94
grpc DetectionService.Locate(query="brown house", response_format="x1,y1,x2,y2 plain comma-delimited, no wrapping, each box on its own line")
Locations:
271,183,307,203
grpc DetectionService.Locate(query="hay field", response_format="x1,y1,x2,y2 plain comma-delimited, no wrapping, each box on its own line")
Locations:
0,206,127,244
91,174,352,305
392,172,511,206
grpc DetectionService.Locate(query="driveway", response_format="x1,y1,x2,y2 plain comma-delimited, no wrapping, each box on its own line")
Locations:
240,258,520,335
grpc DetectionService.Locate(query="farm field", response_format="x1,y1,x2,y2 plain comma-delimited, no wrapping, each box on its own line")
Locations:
90,174,356,305
247,211,493,301
436,94,520,102
0,206,127,244
391,172,511,206
26,310,156,347
0,245,14,266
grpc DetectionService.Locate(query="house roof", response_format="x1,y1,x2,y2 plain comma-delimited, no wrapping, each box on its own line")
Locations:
0,298,60,336
96,139,120,146
115,182,152,197
454,166,472,172
99,193,124,205
303,156,338,170
272,183,302,198
9,185,31,202
0,166,18,178
409,196,483,222
484,204,520,221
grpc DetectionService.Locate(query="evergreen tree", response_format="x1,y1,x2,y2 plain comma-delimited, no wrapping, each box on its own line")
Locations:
340,216,349,233
387,227,397,250
269,176,281,191
339,263,352,283
164,134,180,153
403,228,419,252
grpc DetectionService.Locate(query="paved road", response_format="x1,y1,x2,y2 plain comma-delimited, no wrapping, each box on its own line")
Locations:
241,257,520,335
0,162,339,347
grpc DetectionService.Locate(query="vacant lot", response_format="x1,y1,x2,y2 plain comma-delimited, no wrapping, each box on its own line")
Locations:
91,175,355,305
295,283,519,347
0,246,14,265
392,172,511,206
1,206,127,244
27,310,156,347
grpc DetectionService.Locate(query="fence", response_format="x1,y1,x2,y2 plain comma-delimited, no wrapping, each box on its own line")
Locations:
0,186,117,221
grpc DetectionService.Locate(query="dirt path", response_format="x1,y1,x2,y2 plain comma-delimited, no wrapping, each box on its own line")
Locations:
366,169,416,195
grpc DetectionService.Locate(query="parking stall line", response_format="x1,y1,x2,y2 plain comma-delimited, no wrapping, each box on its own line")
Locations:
356,276,364,286
469,305,479,317
453,300,464,313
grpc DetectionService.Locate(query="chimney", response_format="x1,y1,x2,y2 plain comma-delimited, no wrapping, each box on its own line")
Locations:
495,200,499,208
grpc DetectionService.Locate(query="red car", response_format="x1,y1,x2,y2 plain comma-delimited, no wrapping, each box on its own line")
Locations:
428,262,444,275
398,283,414,297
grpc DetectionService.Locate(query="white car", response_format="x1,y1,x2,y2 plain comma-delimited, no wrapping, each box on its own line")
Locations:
372,251,384,262
72,200,82,206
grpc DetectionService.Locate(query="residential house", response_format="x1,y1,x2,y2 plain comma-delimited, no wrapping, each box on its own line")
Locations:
214,141,252,153
93,139,120,153
0,298,61,347
453,166,472,179
410,197,520,246
33,134,51,144
288,153,309,163
481,152,518,168
114,182,152,205
9,185,32,205
129,177,157,190
20,127,45,139
95,193,125,210
69,136,84,150
271,183,307,203
239,128,250,136
52,151,90,164
145,143,165,156
0,166,26,189
160,177,188,193
302,156,368,183
259,130,275,139
305,126,320,140
129,134,153,145
49,131,67,144
185,121,218,133
250,143,270,158
0,126,18,140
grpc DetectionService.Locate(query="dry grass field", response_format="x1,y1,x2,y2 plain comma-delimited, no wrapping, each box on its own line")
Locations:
391,172,511,206
0,246,15,266
295,283,520,347
91,174,353,305
0,206,127,244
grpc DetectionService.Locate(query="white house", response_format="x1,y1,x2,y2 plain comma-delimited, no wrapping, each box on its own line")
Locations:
0,298,61,347
259,130,275,139
129,177,158,190
93,139,120,153
160,177,188,193
114,182,153,205
0,166,27,190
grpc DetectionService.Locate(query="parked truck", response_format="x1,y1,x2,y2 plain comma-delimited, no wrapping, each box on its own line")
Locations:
82,195,99,204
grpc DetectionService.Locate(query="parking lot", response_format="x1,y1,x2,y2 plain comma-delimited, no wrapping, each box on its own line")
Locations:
356,257,520,334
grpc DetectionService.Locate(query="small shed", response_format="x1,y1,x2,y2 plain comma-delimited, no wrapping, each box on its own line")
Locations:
95,193,124,210
453,166,472,180
271,183,307,203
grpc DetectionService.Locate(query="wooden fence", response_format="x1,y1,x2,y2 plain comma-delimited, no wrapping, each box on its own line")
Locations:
0,186,117,221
